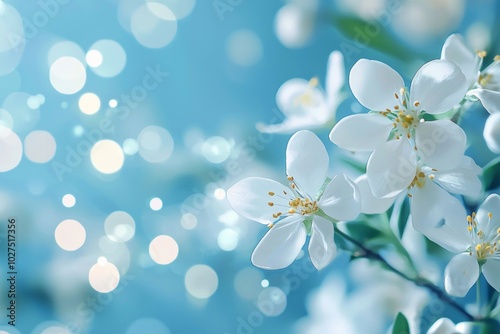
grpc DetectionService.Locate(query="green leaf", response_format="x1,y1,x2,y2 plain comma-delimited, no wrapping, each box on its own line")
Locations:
332,15,421,63
396,196,410,239
482,157,500,191
344,221,389,251
392,312,410,334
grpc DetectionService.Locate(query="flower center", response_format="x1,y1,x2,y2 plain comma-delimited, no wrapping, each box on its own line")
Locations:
378,87,420,141
467,212,500,260
266,176,319,227
407,167,437,196
294,77,320,108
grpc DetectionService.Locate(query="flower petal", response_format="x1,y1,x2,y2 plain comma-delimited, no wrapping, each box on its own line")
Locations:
432,156,482,197
286,130,329,198
480,59,500,91
411,181,470,253
349,59,404,111
308,216,336,270
319,174,361,221
227,177,292,224
355,174,396,214
476,194,500,237
444,253,479,297
484,113,500,153
410,59,468,114
440,34,481,87
482,260,500,292
427,318,457,334
367,139,416,198
325,51,345,108
251,216,306,270
276,78,310,114
469,88,500,114
415,119,466,170
329,114,393,151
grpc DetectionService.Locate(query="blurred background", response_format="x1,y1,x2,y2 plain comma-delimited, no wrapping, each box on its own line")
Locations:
0,0,498,333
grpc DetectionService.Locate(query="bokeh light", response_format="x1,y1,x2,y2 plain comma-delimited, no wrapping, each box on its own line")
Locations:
257,287,287,316
123,138,139,155
88,40,127,77
0,126,22,172
54,219,86,251
184,264,218,299
48,41,85,66
78,92,101,115
49,57,87,95
234,267,264,300
226,30,263,66
105,211,136,243
181,213,197,230
24,130,56,163
90,140,125,174
146,0,195,20
109,99,118,108
85,49,103,68
149,235,179,265
149,197,163,211
88,257,120,293
130,4,177,49
62,194,76,208
201,136,231,163
217,228,238,251
137,126,174,163
0,109,13,129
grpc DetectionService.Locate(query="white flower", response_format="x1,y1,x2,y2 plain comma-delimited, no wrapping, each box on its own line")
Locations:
274,0,317,49
441,34,500,153
424,194,500,297
330,58,469,198
427,318,462,334
257,51,345,134
227,130,360,270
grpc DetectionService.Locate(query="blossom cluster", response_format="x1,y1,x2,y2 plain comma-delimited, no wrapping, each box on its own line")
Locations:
227,33,500,331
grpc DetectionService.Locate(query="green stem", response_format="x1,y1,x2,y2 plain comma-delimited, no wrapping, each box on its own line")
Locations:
477,278,482,316
332,225,474,321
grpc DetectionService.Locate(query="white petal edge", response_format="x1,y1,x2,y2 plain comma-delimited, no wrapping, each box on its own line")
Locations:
476,194,500,238
469,88,500,114
410,59,468,114
355,174,396,214
411,181,470,253
415,119,466,171
426,317,457,334
482,260,500,293
329,114,393,151
227,177,292,224
440,34,481,87
349,59,404,111
286,130,329,198
484,113,500,153
319,174,361,221
432,156,482,197
367,139,416,198
308,216,336,270
251,216,306,270
444,253,479,298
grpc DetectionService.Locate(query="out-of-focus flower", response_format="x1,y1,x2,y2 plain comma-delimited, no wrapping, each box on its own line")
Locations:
427,318,461,334
227,130,360,270
258,51,345,134
391,0,465,45
330,58,468,198
274,0,318,48
425,194,500,297
441,33,500,153
336,0,387,21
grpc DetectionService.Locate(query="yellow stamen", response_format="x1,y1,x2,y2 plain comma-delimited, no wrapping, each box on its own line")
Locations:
477,50,487,58
495,55,500,62
268,202,274,207
394,93,399,99
488,212,493,219
267,223,274,228
268,191,275,196
414,101,420,107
